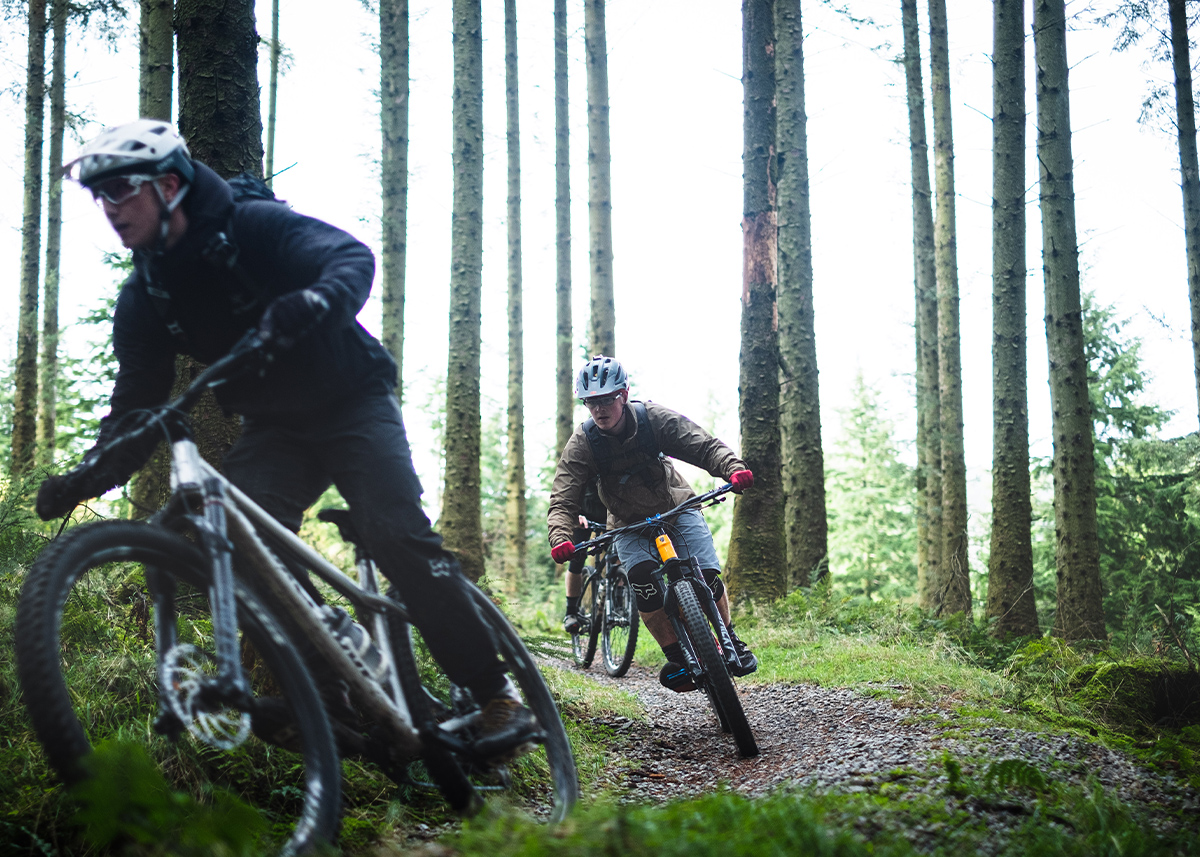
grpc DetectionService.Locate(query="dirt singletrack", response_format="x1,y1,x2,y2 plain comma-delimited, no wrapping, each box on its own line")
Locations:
559,658,1195,820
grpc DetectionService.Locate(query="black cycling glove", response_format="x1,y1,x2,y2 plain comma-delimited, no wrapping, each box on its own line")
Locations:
259,289,330,350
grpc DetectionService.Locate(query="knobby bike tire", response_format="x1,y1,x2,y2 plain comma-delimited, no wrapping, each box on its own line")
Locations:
674,582,759,758
600,565,639,677
15,521,342,856
570,571,601,668
467,587,580,822
387,614,479,813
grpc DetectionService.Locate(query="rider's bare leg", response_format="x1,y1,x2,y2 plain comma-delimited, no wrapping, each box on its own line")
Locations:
565,569,582,598
639,607,679,647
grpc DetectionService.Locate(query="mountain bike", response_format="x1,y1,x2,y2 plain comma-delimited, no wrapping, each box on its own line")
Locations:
569,529,639,677
15,332,578,856
574,485,758,758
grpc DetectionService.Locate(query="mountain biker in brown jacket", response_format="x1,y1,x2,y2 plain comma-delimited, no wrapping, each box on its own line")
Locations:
548,356,757,690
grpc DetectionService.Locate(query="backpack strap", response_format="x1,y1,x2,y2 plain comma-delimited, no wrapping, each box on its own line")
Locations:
583,401,662,486
143,205,267,345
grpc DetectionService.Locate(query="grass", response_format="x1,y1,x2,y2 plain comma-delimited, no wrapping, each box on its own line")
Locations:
4,516,1199,855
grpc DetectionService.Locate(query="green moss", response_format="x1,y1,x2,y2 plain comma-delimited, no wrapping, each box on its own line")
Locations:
1069,659,1200,731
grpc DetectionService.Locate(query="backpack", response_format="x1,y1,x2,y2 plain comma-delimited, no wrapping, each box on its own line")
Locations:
582,401,664,487
144,171,285,344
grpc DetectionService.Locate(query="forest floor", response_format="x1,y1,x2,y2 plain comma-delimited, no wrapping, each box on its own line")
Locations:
546,656,1197,851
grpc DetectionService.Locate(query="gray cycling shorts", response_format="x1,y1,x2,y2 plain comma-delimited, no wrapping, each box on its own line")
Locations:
613,508,721,572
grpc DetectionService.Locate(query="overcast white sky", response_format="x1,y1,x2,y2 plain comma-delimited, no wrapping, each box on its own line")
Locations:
0,0,1195,531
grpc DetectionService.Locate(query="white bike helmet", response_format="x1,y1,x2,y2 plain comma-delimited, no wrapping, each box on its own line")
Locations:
575,356,628,399
64,119,195,187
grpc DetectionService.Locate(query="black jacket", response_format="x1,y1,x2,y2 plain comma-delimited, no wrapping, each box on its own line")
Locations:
103,162,395,437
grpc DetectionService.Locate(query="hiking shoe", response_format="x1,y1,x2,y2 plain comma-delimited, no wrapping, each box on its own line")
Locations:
473,697,542,762
658,661,696,692
562,612,583,635
727,626,758,677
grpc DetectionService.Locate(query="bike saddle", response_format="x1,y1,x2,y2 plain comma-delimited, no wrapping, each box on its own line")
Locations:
318,508,366,552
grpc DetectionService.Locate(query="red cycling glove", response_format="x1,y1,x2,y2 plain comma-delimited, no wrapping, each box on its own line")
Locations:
729,469,754,493
551,541,576,563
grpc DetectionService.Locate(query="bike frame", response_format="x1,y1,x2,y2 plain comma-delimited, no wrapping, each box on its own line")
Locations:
148,434,424,756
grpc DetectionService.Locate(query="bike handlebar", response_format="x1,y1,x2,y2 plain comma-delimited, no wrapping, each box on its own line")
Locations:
572,482,735,556
39,330,272,519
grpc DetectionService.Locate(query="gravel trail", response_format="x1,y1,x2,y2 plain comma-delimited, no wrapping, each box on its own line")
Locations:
560,659,1198,822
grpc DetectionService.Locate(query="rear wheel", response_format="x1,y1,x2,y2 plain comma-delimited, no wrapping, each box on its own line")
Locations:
468,587,579,822
675,581,758,758
386,584,579,822
388,615,479,814
16,521,343,855
570,571,601,668
600,565,639,677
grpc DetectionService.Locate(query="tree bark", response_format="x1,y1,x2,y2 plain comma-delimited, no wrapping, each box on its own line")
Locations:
554,0,573,456
1169,0,1200,428
441,0,485,581
987,0,1039,638
928,0,971,618
902,0,940,611
1034,0,1105,641
12,0,47,478
503,0,527,594
176,0,263,178
40,0,67,469
130,0,260,515
380,0,408,399
139,0,173,120
775,0,827,589
265,0,279,184
726,0,788,604
584,0,615,357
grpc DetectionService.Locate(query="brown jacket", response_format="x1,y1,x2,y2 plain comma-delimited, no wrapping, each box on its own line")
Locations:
547,400,746,546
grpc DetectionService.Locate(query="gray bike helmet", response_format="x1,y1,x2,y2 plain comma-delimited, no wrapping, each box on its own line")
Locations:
575,356,628,399
63,119,195,187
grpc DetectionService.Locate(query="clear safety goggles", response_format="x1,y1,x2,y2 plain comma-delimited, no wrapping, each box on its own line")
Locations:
90,174,157,206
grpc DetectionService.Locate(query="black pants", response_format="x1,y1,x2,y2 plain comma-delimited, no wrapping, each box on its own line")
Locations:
223,391,509,700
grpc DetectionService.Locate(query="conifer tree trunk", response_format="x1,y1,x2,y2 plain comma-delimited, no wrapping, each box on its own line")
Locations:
554,0,573,455
928,0,971,618
441,0,485,581
503,0,527,593
131,0,260,515
39,0,67,468
584,0,615,357
902,0,940,610
726,0,787,603
775,0,827,588
265,0,279,184
12,0,47,478
1035,0,1105,641
380,0,408,398
1169,0,1200,427
139,0,173,119
987,0,1039,638
177,0,263,177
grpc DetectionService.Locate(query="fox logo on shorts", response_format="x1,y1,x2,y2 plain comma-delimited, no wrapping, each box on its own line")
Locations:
632,581,659,602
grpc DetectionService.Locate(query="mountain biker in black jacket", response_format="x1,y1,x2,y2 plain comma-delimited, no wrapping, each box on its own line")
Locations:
36,119,536,759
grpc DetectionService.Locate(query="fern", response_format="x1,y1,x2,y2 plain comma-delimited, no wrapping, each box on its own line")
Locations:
983,758,1053,796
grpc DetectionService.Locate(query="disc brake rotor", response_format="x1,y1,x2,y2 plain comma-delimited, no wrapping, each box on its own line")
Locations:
162,643,251,750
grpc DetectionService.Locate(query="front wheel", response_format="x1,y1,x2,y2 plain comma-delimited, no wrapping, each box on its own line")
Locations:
15,521,343,855
570,570,601,668
675,581,758,758
600,565,639,677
